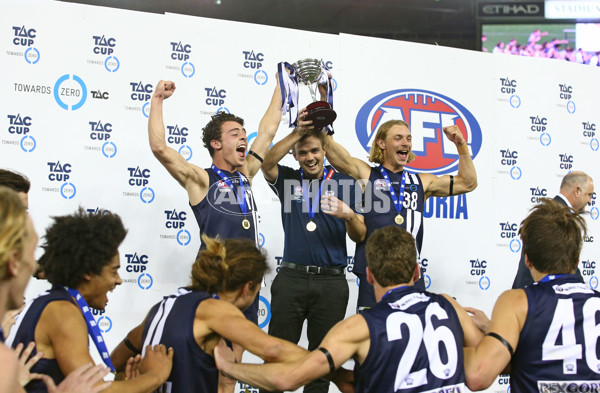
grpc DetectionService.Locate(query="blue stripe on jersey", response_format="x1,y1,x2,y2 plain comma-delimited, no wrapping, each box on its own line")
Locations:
142,289,218,393
191,167,258,248
354,167,425,275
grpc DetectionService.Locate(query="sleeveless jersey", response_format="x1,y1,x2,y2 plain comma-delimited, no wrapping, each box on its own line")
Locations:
6,287,75,393
355,286,465,393
191,167,258,249
354,167,425,275
511,274,600,392
142,288,218,393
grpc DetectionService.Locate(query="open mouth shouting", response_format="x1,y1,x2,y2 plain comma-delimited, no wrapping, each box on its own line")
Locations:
236,144,247,159
397,149,409,162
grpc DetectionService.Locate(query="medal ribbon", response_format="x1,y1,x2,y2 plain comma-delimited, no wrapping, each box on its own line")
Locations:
317,61,335,134
211,165,248,216
277,62,299,128
64,287,115,371
379,166,407,217
300,168,334,221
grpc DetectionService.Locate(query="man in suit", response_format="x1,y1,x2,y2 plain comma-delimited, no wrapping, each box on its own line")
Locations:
511,171,594,288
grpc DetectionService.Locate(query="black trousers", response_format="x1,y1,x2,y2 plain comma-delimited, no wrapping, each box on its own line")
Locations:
265,267,349,393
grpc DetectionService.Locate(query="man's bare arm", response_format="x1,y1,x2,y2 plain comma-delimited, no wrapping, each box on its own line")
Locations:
261,116,312,183
244,74,284,179
464,290,526,391
324,135,372,184
215,313,369,392
148,80,208,205
422,125,477,199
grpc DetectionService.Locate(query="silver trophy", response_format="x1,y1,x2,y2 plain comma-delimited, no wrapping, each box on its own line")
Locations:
291,58,336,129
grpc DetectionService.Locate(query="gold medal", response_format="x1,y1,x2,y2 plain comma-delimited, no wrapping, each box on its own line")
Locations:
242,218,251,230
306,221,317,232
394,214,404,225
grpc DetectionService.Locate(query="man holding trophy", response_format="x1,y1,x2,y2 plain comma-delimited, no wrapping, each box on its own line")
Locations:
262,59,365,393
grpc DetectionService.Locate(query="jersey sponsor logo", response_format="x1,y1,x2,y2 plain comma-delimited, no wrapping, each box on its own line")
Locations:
356,89,482,175
388,292,430,310
552,282,594,295
538,381,600,393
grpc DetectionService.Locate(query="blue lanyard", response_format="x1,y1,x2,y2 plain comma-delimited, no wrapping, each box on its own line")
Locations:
540,274,569,282
211,164,248,216
64,287,115,371
379,166,406,215
300,168,334,220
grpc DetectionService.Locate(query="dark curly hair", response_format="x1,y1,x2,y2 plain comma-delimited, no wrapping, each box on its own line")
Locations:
202,112,245,157
39,208,127,288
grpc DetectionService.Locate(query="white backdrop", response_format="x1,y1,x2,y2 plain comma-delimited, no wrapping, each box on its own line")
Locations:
2,1,599,392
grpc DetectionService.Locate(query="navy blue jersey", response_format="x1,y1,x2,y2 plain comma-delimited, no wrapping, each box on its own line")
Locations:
268,164,357,267
191,167,258,249
355,286,465,393
6,287,75,393
354,167,425,275
511,274,600,393
142,288,218,393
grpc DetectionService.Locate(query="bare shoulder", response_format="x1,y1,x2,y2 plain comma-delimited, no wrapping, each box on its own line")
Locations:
417,172,437,188
39,300,86,335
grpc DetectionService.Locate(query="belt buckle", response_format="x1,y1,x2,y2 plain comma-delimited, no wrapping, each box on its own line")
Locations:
306,265,319,274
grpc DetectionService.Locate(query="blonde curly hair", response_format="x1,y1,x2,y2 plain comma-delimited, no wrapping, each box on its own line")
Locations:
368,120,416,164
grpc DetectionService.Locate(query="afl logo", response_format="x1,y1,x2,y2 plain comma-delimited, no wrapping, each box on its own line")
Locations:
356,89,482,175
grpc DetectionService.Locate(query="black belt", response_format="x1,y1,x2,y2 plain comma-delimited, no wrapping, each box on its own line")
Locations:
281,261,345,276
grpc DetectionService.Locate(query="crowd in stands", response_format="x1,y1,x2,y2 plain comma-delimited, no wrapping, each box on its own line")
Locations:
483,29,600,66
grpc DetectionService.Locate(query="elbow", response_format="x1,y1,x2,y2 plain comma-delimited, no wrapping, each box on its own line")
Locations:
466,178,478,192
465,374,491,391
272,374,302,392
261,341,286,363
150,142,167,158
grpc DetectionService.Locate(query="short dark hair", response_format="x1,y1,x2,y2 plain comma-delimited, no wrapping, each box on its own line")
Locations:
520,198,586,274
0,169,30,193
366,226,416,287
294,129,325,153
40,208,127,288
202,112,245,157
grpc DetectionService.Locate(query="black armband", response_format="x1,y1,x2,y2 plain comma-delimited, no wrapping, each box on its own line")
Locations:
449,175,454,196
247,150,263,163
485,332,514,357
123,337,141,355
318,347,336,373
